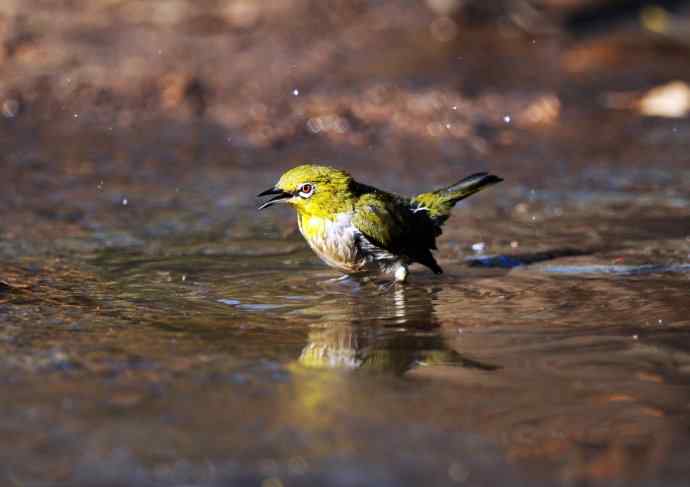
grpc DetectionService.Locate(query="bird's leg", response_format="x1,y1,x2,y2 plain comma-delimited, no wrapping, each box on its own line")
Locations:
375,263,409,292
393,263,408,283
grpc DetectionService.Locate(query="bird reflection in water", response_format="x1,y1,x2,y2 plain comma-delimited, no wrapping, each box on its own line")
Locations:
298,283,499,374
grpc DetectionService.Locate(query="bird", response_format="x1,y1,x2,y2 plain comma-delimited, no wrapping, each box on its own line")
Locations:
258,164,502,283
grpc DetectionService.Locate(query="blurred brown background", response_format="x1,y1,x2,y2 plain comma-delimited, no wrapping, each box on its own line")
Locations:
2,0,689,255
2,0,689,179
2,0,690,258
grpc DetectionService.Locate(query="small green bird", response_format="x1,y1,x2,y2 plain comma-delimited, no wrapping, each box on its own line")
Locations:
258,165,502,282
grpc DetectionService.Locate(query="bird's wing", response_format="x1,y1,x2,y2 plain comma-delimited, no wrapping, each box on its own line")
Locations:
352,194,443,274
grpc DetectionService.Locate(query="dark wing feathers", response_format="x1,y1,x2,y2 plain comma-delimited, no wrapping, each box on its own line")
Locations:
351,190,443,274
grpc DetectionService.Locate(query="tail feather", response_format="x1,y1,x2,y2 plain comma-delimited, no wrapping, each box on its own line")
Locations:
412,172,502,225
440,172,503,203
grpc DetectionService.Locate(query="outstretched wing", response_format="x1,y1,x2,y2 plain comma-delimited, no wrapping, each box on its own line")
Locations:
351,193,443,274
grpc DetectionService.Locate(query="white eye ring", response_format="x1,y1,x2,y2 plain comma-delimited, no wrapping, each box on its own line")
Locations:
298,183,315,198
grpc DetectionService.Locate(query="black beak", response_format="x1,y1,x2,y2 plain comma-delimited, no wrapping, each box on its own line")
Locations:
257,187,292,210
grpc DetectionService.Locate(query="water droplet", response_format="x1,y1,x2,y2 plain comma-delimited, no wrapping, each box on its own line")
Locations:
73,113,79,118
632,334,639,340
292,89,300,96
503,114,511,123
451,105,457,110
121,197,128,206
471,242,486,254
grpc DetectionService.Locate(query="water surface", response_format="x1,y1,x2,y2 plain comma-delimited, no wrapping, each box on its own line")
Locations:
2,191,689,486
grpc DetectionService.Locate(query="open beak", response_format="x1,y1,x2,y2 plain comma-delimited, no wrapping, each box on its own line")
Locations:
257,187,293,210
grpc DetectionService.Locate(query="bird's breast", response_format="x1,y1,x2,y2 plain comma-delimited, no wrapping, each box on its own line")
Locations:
297,212,365,272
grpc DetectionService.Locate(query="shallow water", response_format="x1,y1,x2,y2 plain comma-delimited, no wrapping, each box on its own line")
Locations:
2,192,689,486
3,0,690,482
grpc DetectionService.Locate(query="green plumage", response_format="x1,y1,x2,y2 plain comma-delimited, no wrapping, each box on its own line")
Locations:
351,172,502,274
412,173,504,225
258,164,503,280
351,185,443,273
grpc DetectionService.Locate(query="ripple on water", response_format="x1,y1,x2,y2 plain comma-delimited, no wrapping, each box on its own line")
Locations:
4,224,690,487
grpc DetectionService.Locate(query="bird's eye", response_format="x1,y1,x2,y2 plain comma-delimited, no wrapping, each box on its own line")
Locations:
299,183,314,197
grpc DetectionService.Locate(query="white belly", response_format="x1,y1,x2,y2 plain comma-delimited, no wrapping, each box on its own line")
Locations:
297,212,404,279
298,213,368,273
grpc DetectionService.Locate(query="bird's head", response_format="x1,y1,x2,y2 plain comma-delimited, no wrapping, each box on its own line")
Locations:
258,164,354,217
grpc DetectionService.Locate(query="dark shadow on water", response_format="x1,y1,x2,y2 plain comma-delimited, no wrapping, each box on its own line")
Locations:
466,247,596,269
466,247,690,276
